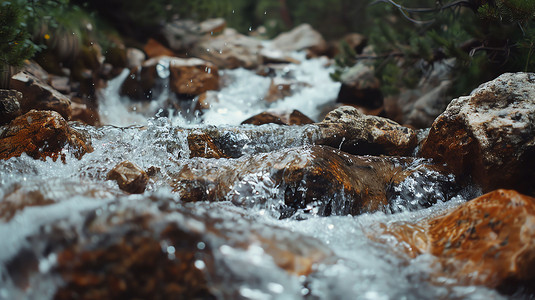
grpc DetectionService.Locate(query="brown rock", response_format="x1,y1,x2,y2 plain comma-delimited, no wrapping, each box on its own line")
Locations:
70,98,100,126
317,106,417,156
260,48,301,65
0,89,22,125
172,145,456,217
187,132,227,159
241,110,314,126
143,38,175,58
120,60,160,101
10,72,72,119
192,28,263,69
0,110,93,161
420,72,535,195
107,161,149,194
168,57,219,96
374,190,535,290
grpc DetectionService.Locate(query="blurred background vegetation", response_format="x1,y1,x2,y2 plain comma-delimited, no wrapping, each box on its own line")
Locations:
1,0,534,97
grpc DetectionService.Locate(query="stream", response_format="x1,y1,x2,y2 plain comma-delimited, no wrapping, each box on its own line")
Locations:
0,52,507,299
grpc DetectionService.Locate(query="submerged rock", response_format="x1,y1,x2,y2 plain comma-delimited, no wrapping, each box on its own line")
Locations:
374,189,535,292
0,110,93,161
107,161,149,194
421,72,535,195
187,132,227,159
171,145,456,218
317,106,417,156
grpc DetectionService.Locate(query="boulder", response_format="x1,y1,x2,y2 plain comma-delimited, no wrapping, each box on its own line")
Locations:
373,190,535,291
107,161,149,194
260,48,301,65
199,18,226,35
0,110,93,161
271,24,327,55
192,28,263,69
120,57,166,100
241,110,314,126
168,57,219,96
10,72,72,119
171,145,456,217
317,106,417,156
161,19,202,53
0,89,22,125
420,72,535,195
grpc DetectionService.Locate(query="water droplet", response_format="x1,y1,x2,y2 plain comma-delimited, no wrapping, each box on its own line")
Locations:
197,242,206,250
194,260,205,269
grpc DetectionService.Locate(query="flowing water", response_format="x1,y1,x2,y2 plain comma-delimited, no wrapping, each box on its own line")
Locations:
0,52,506,299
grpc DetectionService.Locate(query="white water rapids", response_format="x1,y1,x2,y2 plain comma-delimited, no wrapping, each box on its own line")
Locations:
0,52,505,299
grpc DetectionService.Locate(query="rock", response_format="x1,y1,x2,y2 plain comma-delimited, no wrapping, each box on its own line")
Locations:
4,199,331,298
199,18,226,35
241,110,314,126
187,132,227,159
341,33,367,54
271,24,327,55
126,48,146,70
0,89,22,125
336,63,383,110
10,72,72,119
374,190,535,291
143,38,175,58
192,28,263,69
317,106,417,156
48,75,71,95
107,161,149,194
264,78,310,103
0,110,93,161
171,145,456,217
168,57,219,96
420,72,535,195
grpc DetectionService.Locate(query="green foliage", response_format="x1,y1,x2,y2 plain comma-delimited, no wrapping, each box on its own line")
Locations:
360,0,535,97
0,1,38,68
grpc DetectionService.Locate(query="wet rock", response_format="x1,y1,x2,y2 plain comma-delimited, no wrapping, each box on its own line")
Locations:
260,48,301,65
375,190,535,290
264,78,310,103
143,38,175,58
0,110,93,161
10,72,72,119
271,24,327,56
161,19,202,53
192,28,263,69
420,72,535,195
336,63,383,110
169,57,219,96
107,161,149,194
70,97,100,126
0,89,22,125
187,132,227,159
241,110,314,126
172,145,456,217
317,106,417,156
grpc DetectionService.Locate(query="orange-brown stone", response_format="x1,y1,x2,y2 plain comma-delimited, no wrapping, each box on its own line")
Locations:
107,161,149,194
168,57,219,96
0,110,93,161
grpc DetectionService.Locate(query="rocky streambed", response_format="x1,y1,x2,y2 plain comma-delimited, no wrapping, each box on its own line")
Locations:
1,23,535,299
